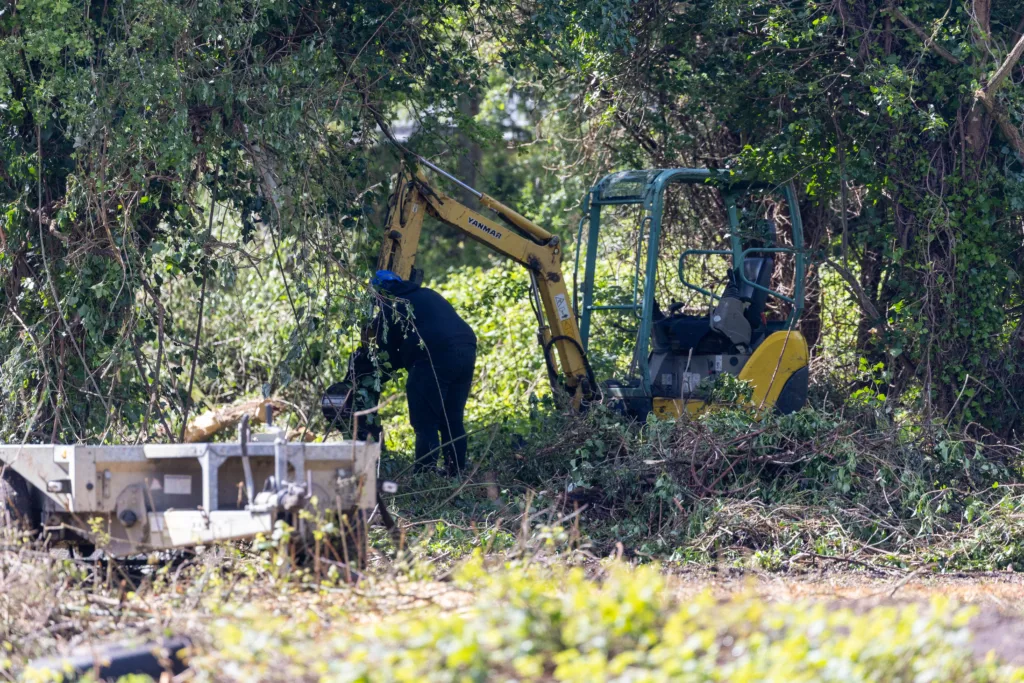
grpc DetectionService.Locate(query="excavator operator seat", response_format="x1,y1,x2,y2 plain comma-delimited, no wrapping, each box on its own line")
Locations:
651,274,745,357
647,251,777,401
652,242,777,356
651,315,715,354
738,217,778,331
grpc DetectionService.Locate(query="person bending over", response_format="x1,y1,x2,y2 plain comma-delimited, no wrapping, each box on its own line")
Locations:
368,270,477,476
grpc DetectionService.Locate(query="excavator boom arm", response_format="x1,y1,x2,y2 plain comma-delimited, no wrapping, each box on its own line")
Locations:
377,167,592,402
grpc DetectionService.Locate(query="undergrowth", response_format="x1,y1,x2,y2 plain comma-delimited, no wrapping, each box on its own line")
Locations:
381,402,1024,571
8,399,1024,679
182,559,1023,682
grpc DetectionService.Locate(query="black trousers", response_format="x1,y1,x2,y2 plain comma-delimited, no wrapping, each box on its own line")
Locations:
406,344,476,474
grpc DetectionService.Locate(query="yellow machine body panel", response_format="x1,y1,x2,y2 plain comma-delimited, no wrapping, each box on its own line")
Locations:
652,398,707,419
738,330,809,408
650,331,808,419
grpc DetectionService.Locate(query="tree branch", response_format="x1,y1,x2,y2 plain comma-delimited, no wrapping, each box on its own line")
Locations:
971,0,992,59
179,185,218,443
362,91,418,162
984,30,1024,96
825,258,884,325
971,31,1024,160
885,5,960,65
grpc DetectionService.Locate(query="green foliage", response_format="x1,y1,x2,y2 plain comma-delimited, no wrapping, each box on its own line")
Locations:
694,373,754,404
187,558,1022,681
0,0,490,441
6,0,1022,446
487,0,1024,433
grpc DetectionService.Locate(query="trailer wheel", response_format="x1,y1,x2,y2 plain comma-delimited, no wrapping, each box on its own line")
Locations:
0,469,39,532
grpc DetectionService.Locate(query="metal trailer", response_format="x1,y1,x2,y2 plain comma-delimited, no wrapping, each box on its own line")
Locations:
0,420,379,556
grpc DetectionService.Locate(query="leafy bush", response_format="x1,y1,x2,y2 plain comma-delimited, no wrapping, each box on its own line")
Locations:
186,558,1021,682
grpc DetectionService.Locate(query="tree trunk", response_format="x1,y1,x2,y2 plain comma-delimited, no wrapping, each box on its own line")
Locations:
965,0,993,162
797,200,830,352
456,93,481,210
855,247,883,354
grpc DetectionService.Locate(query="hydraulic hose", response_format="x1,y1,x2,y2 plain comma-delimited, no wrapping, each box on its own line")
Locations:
543,334,602,404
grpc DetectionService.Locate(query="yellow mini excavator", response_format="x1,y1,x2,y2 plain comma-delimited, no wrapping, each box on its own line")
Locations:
322,158,809,435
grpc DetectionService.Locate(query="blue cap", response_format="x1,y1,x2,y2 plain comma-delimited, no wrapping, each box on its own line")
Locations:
371,269,403,287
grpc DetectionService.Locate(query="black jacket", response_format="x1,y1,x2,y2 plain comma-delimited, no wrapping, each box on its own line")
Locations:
369,280,476,370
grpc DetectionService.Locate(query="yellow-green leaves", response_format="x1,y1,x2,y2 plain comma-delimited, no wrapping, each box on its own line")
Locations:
189,559,1022,681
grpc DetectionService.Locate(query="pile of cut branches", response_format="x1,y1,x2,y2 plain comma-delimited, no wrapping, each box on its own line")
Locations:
468,405,1024,570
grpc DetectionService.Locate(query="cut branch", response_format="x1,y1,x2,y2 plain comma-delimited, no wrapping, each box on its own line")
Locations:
184,397,285,443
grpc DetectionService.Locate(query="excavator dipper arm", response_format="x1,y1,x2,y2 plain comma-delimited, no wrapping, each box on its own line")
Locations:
376,164,593,405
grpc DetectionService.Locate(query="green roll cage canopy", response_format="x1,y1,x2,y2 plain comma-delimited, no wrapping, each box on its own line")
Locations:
572,168,806,396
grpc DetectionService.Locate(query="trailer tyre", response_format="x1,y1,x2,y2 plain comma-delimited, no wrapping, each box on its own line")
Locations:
0,470,39,532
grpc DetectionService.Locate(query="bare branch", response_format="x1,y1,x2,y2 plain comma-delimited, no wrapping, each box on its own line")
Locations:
985,31,1024,96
